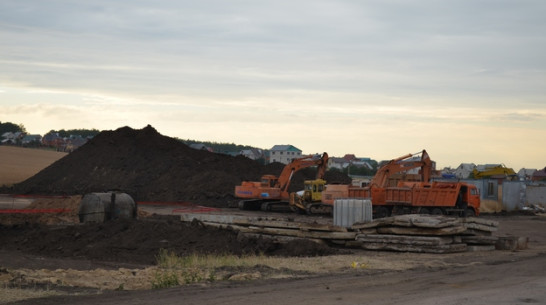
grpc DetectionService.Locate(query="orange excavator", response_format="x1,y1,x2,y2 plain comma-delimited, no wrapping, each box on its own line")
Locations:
235,152,329,211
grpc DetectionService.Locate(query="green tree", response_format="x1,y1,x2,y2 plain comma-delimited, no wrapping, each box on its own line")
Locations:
48,128,100,138
0,122,26,134
179,139,258,154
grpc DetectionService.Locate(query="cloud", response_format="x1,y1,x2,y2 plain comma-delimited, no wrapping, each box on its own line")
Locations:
1,0,545,169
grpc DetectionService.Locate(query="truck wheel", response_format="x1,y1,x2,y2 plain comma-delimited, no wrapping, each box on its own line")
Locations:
465,208,475,217
431,208,444,215
375,207,390,218
419,208,430,214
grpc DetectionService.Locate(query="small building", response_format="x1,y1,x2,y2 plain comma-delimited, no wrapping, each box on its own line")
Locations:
189,143,213,152
454,163,476,179
239,148,265,161
21,134,42,145
269,145,302,164
41,132,64,149
517,168,537,181
328,157,349,170
1,131,24,144
328,155,373,171
64,135,89,152
532,168,546,182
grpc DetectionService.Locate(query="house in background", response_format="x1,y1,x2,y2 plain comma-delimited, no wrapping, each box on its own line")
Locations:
328,157,348,170
41,132,63,148
189,143,213,152
518,168,537,181
269,145,302,164
21,134,42,145
239,148,265,161
454,163,476,179
328,154,374,172
1,131,24,144
532,168,546,182
64,135,89,152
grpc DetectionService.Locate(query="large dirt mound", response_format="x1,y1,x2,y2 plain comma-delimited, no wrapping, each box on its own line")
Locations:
0,217,341,265
9,125,349,207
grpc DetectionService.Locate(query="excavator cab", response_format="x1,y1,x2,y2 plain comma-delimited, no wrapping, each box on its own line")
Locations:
260,175,278,188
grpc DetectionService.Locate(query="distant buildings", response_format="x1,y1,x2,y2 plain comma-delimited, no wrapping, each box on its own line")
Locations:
1,131,91,152
268,145,302,164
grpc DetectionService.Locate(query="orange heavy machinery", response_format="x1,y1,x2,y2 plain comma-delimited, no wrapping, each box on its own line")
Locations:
321,150,432,205
235,152,329,211
320,150,480,217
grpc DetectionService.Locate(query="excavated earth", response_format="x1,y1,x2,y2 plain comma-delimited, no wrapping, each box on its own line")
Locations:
2,126,546,304
1,125,348,266
6,125,350,206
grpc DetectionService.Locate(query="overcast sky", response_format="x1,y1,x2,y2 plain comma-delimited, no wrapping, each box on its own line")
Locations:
1,0,545,170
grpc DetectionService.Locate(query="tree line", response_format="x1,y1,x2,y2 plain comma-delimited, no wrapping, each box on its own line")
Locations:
0,121,100,138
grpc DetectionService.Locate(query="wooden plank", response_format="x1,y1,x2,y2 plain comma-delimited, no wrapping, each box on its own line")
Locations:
356,234,454,246
377,225,467,236
357,242,467,253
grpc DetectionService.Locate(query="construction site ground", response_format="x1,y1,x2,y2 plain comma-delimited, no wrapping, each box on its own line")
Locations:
1,195,546,304
1,127,545,304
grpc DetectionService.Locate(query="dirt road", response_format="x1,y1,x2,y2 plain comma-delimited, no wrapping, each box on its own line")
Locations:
13,250,546,305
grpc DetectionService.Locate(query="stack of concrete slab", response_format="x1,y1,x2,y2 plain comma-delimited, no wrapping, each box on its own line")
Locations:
180,213,357,243
349,215,500,253
180,213,527,253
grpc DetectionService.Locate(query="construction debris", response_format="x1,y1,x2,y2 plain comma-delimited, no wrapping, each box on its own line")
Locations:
179,213,527,254
349,215,500,253
180,213,356,243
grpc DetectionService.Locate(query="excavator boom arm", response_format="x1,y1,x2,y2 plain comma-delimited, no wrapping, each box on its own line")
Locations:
370,150,431,188
277,152,329,197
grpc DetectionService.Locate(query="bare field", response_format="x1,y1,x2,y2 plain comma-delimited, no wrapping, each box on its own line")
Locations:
0,146,67,186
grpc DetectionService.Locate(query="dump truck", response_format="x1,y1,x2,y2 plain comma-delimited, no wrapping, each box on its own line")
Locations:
319,150,480,217
235,152,329,211
376,181,480,217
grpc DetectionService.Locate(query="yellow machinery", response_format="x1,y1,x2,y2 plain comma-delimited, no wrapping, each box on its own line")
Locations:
289,179,329,214
472,164,516,179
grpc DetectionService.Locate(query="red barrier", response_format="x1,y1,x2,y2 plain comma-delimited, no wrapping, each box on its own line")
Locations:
0,209,72,214
137,201,195,206
172,207,221,213
7,194,71,199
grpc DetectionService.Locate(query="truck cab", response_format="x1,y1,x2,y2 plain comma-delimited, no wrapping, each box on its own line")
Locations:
462,184,481,216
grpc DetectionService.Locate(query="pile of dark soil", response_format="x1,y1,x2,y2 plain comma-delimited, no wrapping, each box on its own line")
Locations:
0,217,342,265
8,125,349,207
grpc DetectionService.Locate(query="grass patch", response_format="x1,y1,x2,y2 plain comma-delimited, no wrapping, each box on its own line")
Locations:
155,248,267,269
150,249,377,289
